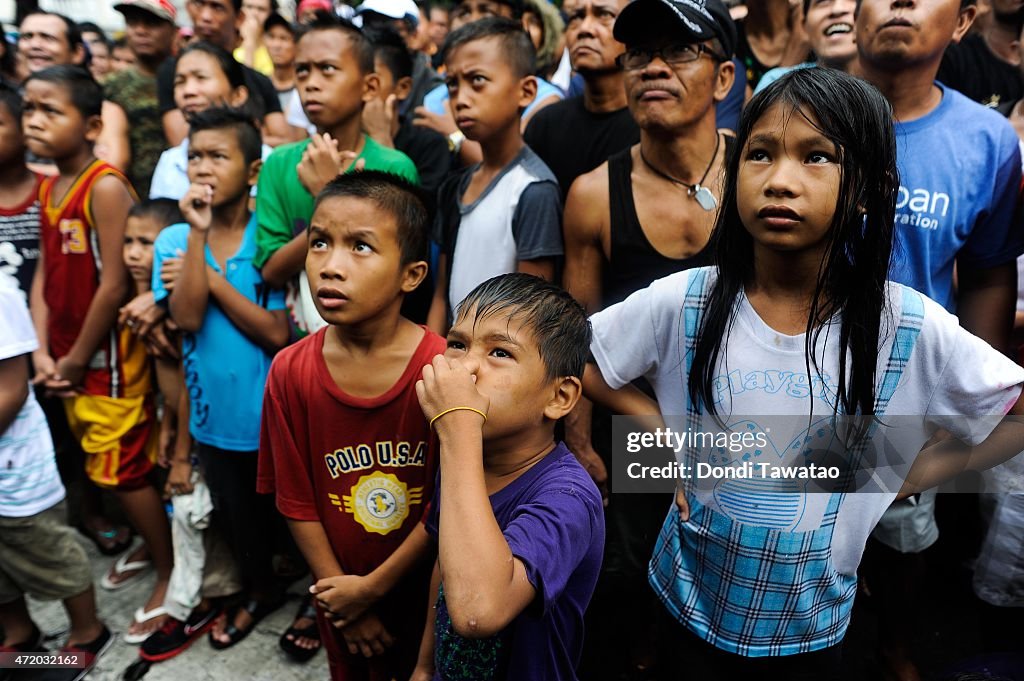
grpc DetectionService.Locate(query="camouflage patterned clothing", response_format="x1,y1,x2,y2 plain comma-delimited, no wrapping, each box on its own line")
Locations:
104,68,164,198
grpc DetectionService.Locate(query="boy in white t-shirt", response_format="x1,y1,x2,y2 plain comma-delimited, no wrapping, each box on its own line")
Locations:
427,18,563,333
0,275,112,673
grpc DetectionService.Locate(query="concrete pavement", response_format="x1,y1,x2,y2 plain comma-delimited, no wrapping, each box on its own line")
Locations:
23,537,329,681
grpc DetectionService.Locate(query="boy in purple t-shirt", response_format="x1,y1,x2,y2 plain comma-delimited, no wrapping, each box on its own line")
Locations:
411,274,604,681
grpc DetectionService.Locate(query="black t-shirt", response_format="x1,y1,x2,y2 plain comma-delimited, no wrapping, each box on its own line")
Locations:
394,116,450,201
938,33,1024,109
156,56,282,123
524,95,639,197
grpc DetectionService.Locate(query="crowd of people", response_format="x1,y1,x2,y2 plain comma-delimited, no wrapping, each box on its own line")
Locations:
1,0,1024,680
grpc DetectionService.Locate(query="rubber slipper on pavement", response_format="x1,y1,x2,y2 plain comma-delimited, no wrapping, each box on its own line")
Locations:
123,606,168,644
100,549,152,591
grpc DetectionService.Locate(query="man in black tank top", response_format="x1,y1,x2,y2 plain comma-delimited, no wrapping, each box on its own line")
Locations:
561,0,736,677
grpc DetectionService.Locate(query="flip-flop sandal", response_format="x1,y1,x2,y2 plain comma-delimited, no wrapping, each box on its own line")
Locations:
279,595,322,662
209,595,286,650
100,547,153,591
76,522,132,556
123,606,169,644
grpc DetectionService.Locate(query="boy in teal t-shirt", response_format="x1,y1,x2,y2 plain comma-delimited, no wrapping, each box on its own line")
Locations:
255,14,418,336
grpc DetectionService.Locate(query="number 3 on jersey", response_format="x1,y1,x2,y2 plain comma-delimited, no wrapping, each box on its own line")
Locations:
59,219,87,254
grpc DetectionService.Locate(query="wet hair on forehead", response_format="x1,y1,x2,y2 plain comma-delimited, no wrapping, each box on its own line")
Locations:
691,66,898,422
313,170,430,265
296,11,375,74
442,16,536,78
454,273,592,380
24,65,103,118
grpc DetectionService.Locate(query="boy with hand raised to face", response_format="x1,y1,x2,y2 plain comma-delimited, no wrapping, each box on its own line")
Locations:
153,107,290,649
412,274,605,681
427,18,563,335
257,171,444,680
255,13,419,337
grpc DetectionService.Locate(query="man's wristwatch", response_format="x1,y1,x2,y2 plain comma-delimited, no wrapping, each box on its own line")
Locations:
447,130,465,154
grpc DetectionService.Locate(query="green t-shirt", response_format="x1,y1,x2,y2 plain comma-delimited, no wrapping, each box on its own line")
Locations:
254,135,419,268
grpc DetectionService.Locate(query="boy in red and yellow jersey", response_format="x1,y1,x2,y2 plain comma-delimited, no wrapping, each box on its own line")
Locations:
257,171,441,680
25,65,175,642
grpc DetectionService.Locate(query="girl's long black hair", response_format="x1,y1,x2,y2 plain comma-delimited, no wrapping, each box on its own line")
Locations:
689,67,899,418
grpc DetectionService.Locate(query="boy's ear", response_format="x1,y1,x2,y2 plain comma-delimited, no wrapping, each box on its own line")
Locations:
544,375,582,422
84,114,103,143
400,259,429,293
517,75,538,112
395,75,414,102
362,71,382,104
247,158,263,187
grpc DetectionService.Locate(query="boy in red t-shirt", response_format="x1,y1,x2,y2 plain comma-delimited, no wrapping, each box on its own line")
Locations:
257,170,443,680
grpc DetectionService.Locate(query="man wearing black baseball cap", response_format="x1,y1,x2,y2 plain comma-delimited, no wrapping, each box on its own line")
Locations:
562,0,735,676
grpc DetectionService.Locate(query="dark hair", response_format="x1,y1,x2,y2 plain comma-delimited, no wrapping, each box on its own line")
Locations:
442,16,535,78
78,22,111,48
187,106,263,165
263,12,295,34
0,78,23,120
361,9,419,36
690,67,898,420
313,170,430,265
297,12,375,74
177,41,248,92
452,0,523,19
23,11,84,55
128,198,185,228
365,25,413,80
455,273,591,380
24,65,103,117
851,0,974,12
0,35,15,79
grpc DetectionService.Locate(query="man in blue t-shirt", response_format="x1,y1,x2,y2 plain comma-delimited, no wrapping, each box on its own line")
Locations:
855,0,1024,677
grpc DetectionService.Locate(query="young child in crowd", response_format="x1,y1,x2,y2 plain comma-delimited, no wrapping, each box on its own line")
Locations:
427,17,563,334
363,25,452,200
414,0,564,167
584,67,1024,676
149,42,272,201
0,274,113,676
413,272,605,680
122,199,186,468
256,13,419,336
0,80,43,298
122,197,241,660
257,170,443,679
151,106,290,650
24,64,175,644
